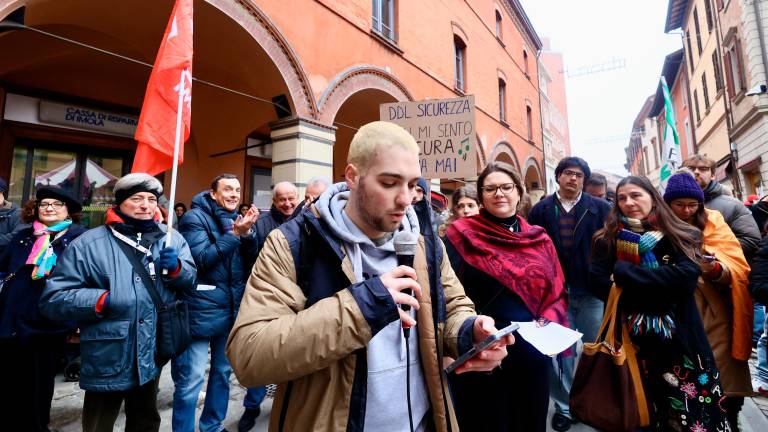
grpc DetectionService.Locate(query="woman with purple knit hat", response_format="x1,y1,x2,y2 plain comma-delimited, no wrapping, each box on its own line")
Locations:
664,171,753,430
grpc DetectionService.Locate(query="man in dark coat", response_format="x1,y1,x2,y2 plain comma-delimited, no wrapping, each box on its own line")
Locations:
0,178,22,255
237,180,302,431
527,157,611,431
174,174,259,432
683,155,761,258
252,181,300,252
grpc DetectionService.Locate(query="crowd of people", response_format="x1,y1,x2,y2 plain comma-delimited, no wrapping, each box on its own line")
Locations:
0,120,768,432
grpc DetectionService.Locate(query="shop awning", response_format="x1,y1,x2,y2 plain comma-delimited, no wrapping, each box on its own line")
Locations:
35,159,117,188
715,160,731,182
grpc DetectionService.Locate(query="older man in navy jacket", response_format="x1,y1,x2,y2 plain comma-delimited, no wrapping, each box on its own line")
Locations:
527,157,611,432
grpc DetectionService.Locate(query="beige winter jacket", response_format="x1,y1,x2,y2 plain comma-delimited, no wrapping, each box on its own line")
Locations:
226,218,476,431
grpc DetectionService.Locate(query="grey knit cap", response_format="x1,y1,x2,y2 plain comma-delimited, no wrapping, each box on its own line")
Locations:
113,173,163,205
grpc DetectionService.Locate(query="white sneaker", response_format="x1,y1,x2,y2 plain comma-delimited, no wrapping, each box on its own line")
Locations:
753,379,768,396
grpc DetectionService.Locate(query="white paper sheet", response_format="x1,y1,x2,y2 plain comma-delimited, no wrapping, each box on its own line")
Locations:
515,321,583,356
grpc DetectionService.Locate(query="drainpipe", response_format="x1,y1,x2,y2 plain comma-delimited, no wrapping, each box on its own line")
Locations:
754,0,768,96
712,0,742,197
536,49,547,193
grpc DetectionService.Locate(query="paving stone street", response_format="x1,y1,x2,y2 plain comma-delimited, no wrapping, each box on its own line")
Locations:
47,348,768,431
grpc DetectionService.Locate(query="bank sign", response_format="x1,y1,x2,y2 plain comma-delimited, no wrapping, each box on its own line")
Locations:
39,101,138,137
380,95,477,179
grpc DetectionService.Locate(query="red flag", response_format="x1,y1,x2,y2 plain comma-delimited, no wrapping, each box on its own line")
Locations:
132,0,193,175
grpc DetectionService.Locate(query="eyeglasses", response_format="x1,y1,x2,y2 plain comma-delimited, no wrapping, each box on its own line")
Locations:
38,200,65,210
561,169,584,179
671,201,700,211
685,165,711,173
481,183,517,195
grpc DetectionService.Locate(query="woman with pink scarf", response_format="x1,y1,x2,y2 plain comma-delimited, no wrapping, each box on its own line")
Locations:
0,185,86,432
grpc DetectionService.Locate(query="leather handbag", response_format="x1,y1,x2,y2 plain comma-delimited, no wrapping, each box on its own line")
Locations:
113,236,191,364
569,284,650,431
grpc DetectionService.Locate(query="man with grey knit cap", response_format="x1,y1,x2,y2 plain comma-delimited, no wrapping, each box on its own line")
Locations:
41,173,197,432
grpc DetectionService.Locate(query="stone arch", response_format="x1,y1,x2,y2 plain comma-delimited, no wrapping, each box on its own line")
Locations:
489,141,521,172
199,0,318,119
475,133,487,173
317,65,413,124
522,156,543,189
0,0,319,119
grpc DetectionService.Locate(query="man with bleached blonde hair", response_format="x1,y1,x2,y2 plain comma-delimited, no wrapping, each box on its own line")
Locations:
227,121,514,431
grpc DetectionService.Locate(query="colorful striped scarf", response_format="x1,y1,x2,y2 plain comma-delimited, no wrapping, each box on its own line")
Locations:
26,219,72,280
618,217,675,340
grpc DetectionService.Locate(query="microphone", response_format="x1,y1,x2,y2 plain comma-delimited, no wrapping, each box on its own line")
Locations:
393,231,418,310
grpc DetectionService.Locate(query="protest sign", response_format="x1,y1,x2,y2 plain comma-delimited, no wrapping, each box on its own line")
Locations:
380,95,476,179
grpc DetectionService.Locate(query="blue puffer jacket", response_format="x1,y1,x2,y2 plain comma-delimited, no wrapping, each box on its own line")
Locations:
40,223,196,392
179,192,258,339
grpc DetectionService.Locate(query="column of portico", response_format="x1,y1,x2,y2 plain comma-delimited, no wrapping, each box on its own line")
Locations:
269,117,337,195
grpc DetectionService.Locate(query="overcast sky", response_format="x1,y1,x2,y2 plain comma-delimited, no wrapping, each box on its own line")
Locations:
518,0,683,175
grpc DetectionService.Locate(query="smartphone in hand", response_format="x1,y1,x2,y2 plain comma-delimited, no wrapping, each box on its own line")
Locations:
444,322,519,374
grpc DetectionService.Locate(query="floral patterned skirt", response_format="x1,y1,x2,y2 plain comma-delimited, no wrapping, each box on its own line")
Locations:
637,338,730,432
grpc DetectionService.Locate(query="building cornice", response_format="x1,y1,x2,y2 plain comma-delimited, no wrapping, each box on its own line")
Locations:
503,0,542,51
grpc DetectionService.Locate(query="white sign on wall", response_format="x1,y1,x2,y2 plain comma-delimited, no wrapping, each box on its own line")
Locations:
38,100,138,137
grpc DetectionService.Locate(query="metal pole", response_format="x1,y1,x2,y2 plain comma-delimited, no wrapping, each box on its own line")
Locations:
165,69,187,247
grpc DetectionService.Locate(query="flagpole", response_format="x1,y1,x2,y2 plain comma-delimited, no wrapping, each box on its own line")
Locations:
165,69,187,247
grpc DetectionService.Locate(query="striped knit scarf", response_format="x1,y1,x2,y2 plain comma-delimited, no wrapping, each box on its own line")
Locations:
618,217,675,340
26,219,72,280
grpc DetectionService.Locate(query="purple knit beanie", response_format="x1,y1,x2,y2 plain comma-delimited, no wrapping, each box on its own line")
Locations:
663,172,704,203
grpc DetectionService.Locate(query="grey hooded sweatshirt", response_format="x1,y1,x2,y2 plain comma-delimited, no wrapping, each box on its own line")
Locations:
316,183,430,432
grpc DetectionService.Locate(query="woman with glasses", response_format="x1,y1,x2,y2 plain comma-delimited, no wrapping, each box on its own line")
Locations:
663,171,752,430
444,161,568,431
0,186,86,431
590,176,728,431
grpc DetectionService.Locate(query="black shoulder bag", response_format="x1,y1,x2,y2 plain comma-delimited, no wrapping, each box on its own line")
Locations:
111,231,191,364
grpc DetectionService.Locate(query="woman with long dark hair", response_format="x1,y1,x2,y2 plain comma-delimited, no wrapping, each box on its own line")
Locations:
663,171,752,430
0,186,87,431
445,161,568,431
590,176,729,431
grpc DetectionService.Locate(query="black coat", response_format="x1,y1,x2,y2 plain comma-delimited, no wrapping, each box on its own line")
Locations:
527,193,611,296
0,224,87,340
444,233,550,432
749,236,768,304
589,236,712,360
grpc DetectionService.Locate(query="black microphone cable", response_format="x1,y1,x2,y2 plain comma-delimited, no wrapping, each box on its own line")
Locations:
404,328,415,432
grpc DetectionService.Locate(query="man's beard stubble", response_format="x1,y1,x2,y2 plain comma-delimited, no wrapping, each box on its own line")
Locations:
355,176,398,234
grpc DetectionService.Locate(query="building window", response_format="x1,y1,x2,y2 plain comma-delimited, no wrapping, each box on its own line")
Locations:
526,105,533,141
694,8,703,55
694,89,701,122
712,52,723,92
651,137,659,168
704,0,714,33
454,36,466,91
523,50,529,77
372,0,396,41
498,79,506,122
686,31,695,72
495,10,502,40
724,40,747,98
702,73,710,110
684,119,693,156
